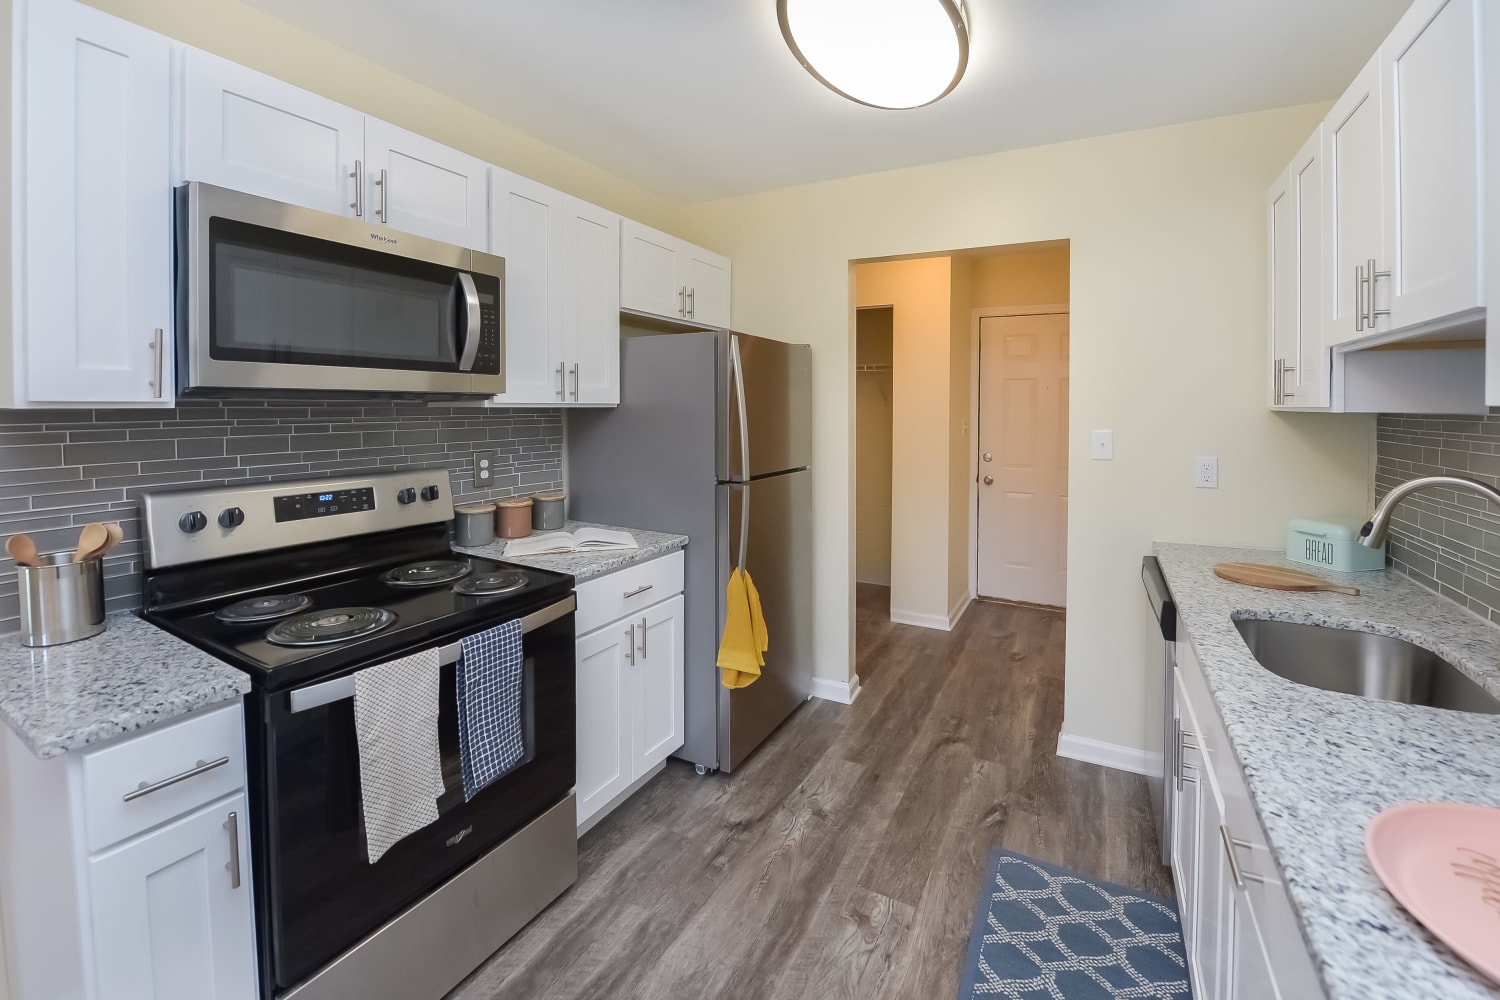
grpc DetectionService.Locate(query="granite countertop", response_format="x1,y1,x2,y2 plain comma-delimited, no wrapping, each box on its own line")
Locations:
0,611,251,760
454,520,688,583
1154,543,1500,999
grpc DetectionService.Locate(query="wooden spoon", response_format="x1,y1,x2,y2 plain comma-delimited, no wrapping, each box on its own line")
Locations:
5,534,38,568
102,522,124,555
73,523,110,563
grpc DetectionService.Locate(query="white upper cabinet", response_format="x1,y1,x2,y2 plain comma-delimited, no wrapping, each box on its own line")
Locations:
1267,128,1329,409
22,0,173,406
364,118,489,250
563,196,621,406
1323,55,1385,347
1380,0,1484,331
620,220,731,328
488,167,566,405
182,50,363,217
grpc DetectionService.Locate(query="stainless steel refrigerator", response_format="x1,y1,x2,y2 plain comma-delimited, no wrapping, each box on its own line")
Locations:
568,330,813,773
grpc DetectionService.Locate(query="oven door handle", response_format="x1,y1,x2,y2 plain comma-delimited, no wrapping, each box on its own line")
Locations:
287,594,575,714
455,272,482,372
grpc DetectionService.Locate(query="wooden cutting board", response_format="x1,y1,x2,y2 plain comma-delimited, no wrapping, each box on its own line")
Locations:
1212,562,1360,596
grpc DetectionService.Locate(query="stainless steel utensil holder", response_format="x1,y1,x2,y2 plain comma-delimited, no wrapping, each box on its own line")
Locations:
17,552,106,647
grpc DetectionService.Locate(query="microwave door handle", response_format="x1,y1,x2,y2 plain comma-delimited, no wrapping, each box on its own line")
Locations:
456,272,481,371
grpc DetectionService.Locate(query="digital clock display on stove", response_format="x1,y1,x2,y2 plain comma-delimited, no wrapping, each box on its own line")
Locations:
273,487,375,522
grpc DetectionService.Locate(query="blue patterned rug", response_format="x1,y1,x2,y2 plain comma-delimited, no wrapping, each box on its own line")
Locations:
959,849,1191,999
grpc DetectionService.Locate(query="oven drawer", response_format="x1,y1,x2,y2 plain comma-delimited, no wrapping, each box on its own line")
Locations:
573,550,684,636
81,702,247,852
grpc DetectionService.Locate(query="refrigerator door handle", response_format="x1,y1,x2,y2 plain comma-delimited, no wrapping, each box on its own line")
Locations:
734,482,750,572
730,334,750,484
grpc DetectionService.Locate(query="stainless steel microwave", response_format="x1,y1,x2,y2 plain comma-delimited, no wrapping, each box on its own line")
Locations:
175,182,505,397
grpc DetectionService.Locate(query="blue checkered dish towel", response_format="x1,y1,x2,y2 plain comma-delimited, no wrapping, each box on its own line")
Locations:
457,619,527,800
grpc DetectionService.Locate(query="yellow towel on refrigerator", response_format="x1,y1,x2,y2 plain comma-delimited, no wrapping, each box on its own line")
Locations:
718,568,768,688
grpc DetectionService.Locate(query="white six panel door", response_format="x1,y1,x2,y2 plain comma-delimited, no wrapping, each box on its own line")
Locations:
976,314,1069,606
182,50,363,216
633,595,685,773
89,793,256,1000
1323,56,1385,346
563,196,621,405
488,168,565,405
574,626,631,825
364,118,489,250
25,0,173,405
1381,0,1483,330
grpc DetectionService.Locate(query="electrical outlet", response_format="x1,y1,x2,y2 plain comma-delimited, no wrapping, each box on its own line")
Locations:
1194,456,1219,489
1091,429,1114,461
472,451,494,488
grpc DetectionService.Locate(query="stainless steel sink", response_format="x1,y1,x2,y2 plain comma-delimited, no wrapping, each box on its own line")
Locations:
1234,618,1500,714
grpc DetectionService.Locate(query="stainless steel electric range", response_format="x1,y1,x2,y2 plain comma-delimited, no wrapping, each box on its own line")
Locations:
138,470,577,1000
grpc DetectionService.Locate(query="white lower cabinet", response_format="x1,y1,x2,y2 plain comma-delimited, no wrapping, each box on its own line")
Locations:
0,702,257,1000
573,555,685,831
1170,642,1325,1000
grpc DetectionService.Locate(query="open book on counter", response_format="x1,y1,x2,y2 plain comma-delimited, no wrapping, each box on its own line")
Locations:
502,528,639,557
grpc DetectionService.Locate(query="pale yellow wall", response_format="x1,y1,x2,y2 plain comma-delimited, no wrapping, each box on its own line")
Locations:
947,256,973,618
854,258,959,624
971,247,1071,308
855,309,893,586
80,0,678,228
679,105,1375,753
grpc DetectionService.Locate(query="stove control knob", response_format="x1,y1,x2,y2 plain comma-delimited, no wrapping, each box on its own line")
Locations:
396,488,417,505
178,510,208,534
420,485,441,502
218,507,245,529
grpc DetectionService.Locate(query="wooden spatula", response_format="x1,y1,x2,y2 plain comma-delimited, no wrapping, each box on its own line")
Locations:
1213,562,1360,596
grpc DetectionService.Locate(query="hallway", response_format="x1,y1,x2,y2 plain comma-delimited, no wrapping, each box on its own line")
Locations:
451,586,1169,999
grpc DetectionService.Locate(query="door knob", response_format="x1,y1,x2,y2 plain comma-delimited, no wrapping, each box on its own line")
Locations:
983,476,994,486
982,452,993,463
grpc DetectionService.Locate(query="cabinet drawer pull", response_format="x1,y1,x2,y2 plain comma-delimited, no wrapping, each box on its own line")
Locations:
376,167,389,223
122,756,230,802
556,363,566,399
570,363,580,401
638,617,647,657
625,625,636,666
678,286,687,318
623,583,654,600
1179,763,1198,785
687,287,696,319
225,810,242,889
1366,257,1391,327
349,159,363,217
1220,825,1266,888
149,329,165,399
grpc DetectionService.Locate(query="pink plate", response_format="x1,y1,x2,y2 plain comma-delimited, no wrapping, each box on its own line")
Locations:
1365,802,1500,986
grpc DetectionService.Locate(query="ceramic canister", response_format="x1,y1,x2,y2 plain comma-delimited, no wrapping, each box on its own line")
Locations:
531,491,566,531
453,503,496,547
497,497,534,539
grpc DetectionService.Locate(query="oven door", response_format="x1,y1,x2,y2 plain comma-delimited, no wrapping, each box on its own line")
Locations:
176,181,505,396
259,596,574,994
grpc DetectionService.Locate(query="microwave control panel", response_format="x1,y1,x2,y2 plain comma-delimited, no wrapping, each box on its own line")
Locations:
472,290,501,374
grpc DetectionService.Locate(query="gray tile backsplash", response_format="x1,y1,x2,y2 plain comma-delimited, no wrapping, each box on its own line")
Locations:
0,399,562,631
1376,412,1500,622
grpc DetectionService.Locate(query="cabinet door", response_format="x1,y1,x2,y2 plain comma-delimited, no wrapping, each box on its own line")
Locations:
1381,0,1483,329
90,794,257,1000
1323,55,1385,347
1169,679,1201,955
1229,888,1279,1000
1292,130,1329,408
182,50,363,217
1197,770,1234,1000
575,625,632,827
25,0,173,406
620,219,683,319
632,595,685,773
1267,165,1297,407
364,118,489,250
683,248,731,328
488,168,565,405
562,197,621,405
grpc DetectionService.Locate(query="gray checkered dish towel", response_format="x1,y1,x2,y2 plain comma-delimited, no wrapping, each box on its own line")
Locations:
353,648,445,864
458,619,527,800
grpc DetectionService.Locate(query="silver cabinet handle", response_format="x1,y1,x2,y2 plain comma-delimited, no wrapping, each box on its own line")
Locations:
638,617,647,657
149,328,164,399
225,810,242,889
687,287,696,319
349,159,363,217
556,363,566,399
123,756,230,802
625,625,636,666
1273,358,1284,406
1366,257,1390,328
1177,728,1198,792
1179,763,1198,785
623,583,653,599
1354,263,1366,333
376,167,389,223
678,286,687,318
1220,825,1266,888
570,363,580,401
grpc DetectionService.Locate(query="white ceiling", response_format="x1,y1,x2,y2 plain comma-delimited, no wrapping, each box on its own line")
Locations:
240,0,1411,203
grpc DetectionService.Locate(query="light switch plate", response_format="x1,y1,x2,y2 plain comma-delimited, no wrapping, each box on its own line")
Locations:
1091,430,1114,461
1195,456,1219,489
472,451,494,487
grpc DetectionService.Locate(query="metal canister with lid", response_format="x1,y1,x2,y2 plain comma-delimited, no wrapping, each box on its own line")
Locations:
531,491,566,531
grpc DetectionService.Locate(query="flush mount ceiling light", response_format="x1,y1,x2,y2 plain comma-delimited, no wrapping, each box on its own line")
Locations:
778,0,970,110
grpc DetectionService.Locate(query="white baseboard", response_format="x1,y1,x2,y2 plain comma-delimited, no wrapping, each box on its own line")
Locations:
810,674,861,705
1056,733,1162,777
891,596,972,632
949,593,973,629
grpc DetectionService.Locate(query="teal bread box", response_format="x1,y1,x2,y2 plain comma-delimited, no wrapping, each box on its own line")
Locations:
1286,518,1387,572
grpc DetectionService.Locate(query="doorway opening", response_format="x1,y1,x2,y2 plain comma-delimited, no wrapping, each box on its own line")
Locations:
855,306,894,623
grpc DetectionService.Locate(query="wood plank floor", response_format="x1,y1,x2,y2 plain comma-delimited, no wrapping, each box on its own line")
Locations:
449,584,1171,999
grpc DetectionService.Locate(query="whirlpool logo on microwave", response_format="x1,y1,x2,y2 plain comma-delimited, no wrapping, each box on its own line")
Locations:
445,825,474,848
369,232,398,245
